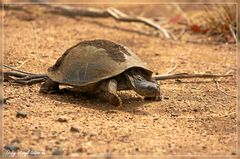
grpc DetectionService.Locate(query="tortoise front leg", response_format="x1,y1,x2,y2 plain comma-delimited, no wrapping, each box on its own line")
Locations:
40,78,60,94
99,79,122,107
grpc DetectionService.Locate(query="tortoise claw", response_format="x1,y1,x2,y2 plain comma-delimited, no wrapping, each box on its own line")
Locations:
144,96,162,101
109,93,122,107
39,87,60,94
98,92,122,107
40,78,60,94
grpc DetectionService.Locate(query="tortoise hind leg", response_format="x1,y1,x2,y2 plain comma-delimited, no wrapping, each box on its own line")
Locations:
99,79,122,107
40,78,60,94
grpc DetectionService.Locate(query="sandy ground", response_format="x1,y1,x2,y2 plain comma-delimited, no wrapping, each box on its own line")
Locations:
2,4,237,157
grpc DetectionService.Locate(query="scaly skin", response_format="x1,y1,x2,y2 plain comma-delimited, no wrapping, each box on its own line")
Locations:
124,68,160,98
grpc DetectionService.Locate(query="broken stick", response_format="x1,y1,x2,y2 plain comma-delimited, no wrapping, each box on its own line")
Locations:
4,4,173,39
214,70,236,98
3,65,233,85
153,73,232,80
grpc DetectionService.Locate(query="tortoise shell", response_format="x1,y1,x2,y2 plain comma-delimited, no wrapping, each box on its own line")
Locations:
47,39,152,86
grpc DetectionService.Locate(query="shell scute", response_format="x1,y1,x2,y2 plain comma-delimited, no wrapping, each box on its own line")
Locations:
47,39,151,86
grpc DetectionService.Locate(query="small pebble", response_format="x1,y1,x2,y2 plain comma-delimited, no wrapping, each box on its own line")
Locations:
76,147,84,153
4,144,19,151
171,112,180,117
128,116,133,120
16,111,28,118
70,126,80,132
229,113,236,119
168,143,172,148
153,116,159,120
55,141,61,144
57,116,68,122
88,131,98,137
52,148,64,155
164,96,169,100
175,79,182,83
193,108,198,112
11,139,20,144
2,98,7,104
106,110,117,114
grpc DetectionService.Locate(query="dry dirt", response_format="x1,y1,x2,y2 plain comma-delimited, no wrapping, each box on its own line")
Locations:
2,4,237,157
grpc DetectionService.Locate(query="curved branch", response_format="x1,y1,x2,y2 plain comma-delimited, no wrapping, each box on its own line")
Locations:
41,4,173,39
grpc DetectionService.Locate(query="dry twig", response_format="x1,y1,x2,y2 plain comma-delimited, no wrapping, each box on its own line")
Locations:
4,71,47,84
14,59,30,69
214,80,236,98
229,24,237,43
3,70,233,85
218,70,233,81
106,8,172,39
165,64,178,74
153,73,232,80
15,78,46,85
214,70,236,98
4,64,233,79
5,3,173,39
3,65,47,84
3,65,233,85
3,64,36,75
3,4,32,14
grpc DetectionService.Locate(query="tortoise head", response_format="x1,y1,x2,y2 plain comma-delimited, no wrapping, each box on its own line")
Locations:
125,68,160,98
136,80,160,98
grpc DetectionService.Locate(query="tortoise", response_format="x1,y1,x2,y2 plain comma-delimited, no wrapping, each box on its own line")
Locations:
40,39,160,106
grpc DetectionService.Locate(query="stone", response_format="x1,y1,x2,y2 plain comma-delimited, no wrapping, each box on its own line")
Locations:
52,148,64,155
70,126,80,132
57,116,68,122
16,111,27,118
